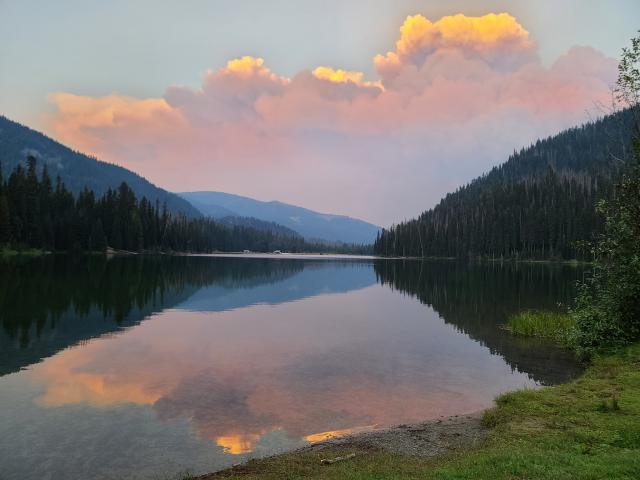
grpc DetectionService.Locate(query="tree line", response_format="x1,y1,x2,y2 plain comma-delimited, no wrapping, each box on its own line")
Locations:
0,156,368,254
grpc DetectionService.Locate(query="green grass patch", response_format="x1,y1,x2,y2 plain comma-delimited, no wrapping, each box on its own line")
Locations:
0,247,45,257
201,344,640,480
506,310,576,345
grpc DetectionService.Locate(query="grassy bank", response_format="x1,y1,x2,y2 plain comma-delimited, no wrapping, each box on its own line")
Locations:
506,310,576,345
201,343,640,480
0,247,45,257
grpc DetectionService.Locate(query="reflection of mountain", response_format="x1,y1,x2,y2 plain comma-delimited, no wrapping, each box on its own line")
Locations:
179,261,375,312
374,260,584,384
0,256,200,376
0,256,373,376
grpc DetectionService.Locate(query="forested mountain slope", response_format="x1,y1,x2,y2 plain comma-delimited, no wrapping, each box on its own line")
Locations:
375,109,635,259
216,216,301,238
0,116,200,217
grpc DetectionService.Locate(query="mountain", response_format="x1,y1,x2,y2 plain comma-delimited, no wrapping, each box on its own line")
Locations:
180,191,381,245
374,109,636,259
217,216,301,237
0,116,200,217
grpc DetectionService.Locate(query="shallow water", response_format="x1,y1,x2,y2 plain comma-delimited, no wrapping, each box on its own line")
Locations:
0,255,583,480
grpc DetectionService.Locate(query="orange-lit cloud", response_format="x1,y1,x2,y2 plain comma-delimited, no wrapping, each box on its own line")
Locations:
313,66,366,84
312,66,382,90
46,13,617,225
219,56,287,82
374,12,535,83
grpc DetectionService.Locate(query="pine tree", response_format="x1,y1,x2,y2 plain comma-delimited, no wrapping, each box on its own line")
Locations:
0,194,10,245
89,219,107,252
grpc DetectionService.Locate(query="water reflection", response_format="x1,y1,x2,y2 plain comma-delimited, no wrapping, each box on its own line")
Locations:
374,260,585,384
0,256,583,480
0,256,368,376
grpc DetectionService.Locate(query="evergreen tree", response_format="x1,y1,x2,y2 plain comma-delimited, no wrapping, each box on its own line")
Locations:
0,193,10,245
89,219,107,252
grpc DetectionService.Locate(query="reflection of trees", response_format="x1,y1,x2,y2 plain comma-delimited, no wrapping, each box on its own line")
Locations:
0,256,305,376
374,259,585,384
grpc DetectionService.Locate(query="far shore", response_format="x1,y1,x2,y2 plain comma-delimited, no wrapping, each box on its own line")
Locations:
0,247,591,266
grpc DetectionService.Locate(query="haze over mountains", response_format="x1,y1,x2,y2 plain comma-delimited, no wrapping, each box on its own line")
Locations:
180,191,381,245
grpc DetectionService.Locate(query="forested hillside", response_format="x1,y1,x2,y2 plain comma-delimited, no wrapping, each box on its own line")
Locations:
217,216,301,238
375,109,636,259
0,116,200,217
0,156,365,254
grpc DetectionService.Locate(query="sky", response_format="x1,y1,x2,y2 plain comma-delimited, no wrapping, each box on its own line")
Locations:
1,0,639,225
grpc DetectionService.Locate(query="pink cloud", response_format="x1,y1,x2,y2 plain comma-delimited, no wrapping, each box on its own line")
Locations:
46,13,618,225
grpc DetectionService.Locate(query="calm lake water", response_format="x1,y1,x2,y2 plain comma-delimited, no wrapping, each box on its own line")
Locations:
0,255,584,480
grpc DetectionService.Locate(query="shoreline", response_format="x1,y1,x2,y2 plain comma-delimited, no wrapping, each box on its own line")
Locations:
192,343,640,479
0,247,591,265
198,411,487,479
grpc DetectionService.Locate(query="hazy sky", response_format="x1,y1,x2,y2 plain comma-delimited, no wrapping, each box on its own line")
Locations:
1,1,639,225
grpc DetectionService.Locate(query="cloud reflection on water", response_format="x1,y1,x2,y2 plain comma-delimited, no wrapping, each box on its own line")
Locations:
31,284,536,454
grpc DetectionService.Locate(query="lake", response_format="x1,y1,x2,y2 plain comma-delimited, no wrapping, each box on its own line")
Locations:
0,255,584,480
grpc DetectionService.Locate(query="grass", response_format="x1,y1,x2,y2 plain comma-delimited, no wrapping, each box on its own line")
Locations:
0,247,45,257
506,310,576,345
200,343,640,479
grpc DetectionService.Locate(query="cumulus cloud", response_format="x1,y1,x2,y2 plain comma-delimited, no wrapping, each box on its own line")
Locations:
374,13,536,83
46,13,618,225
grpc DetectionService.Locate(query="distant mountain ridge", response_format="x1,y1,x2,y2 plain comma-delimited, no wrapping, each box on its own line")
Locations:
217,216,301,238
0,116,200,217
180,191,380,245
